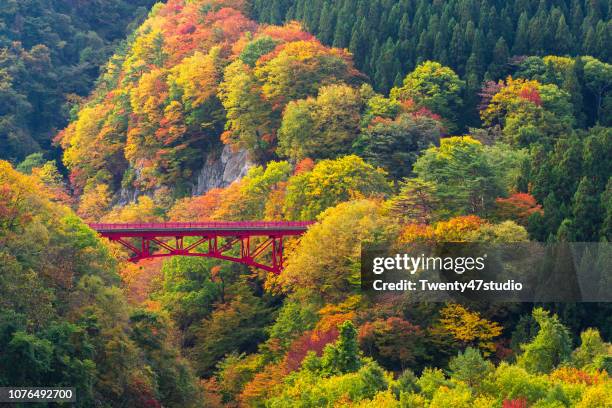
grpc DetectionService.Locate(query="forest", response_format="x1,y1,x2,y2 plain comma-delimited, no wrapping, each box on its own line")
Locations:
0,0,611,407
0,0,157,160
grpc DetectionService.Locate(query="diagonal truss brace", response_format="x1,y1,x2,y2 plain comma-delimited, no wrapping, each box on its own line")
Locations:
110,235,286,274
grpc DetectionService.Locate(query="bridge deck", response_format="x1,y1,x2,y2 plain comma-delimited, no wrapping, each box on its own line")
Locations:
89,221,314,236
89,221,313,273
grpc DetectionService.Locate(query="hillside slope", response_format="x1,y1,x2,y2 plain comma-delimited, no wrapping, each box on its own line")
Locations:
0,0,157,160
0,161,203,407
252,0,611,126
56,0,365,199
12,1,611,406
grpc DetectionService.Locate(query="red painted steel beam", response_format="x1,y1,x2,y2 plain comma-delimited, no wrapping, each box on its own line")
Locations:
89,221,313,274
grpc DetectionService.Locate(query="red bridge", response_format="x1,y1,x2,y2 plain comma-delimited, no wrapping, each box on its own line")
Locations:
89,221,314,274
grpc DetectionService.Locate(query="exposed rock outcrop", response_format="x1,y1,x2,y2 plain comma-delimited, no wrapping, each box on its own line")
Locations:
192,144,252,196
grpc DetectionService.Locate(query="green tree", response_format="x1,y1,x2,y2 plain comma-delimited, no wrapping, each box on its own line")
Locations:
413,136,507,216
320,321,362,375
390,61,464,131
239,161,293,219
278,84,363,161
487,37,510,80
570,177,602,241
582,56,612,124
281,199,394,302
481,77,574,148
0,161,203,406
16,152,46,174
601,178,612,240
517,308,572,374
192,283,273,376
448,347,493,388
284,155,391,220
218,60,276,162
239,35,278,67
571,328,611,370
267,300,318,349
386,178,439,223
0,0,156,161
354,114,441,181
157,256,222,334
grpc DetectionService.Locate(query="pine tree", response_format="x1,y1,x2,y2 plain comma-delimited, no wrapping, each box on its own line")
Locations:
449,348,493,388
388,178,439,223
555,15,574,54
487,37,510,80
564,60,586,126
321,321,362,375
317,2,335,44
595,20,610,61
583,26,597,55
513,12,530,55
518,308,573,374
528,15,546,54
570,0,585,34
375,37,399,92
571,177,603,241
600,178,612,240
349,19,367,68
398,13,410,40
332,3,351,48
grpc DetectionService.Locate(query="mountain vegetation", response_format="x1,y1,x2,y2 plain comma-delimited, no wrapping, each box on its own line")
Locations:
0,161,203,407
0,0,157,161
252,0,612,127
1,0,611,406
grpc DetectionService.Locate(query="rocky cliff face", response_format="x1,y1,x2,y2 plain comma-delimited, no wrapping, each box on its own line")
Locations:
117,145,252,205
192,144,252,196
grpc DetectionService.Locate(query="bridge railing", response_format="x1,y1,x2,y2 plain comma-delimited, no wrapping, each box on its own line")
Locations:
89,221,314,230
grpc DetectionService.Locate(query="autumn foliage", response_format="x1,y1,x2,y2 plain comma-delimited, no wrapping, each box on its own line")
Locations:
57,0,360,194
495,193,543,224
8,0,610,407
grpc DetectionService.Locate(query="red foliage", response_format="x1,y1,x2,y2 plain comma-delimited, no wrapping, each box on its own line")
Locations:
399,98,416,111
518,86,542,106
412,106,442,122
503,398,528,408
170,188,225,221
206,8,257,43
177,23,196,35
201,377,224,408
398,99,443,123
550,367,608,385
120,258,165,304
158,0,184,17
294,158,315,174
53,128,66,146
494,338,514,361
239,362,289,406
261,132,276,144
68,168,87,195
283,327,339,372
0,183,30,225
261,21,315,43
127,374,162,408
368,116,394,127
433,215,487,241
495,193,543,224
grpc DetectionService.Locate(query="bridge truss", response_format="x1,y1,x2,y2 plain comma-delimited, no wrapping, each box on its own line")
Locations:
89,221,313,274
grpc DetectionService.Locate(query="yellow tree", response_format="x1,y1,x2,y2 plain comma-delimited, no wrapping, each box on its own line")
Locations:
281,199,396,302
102,196,163,223
437,303,502,355
78,184,112,222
